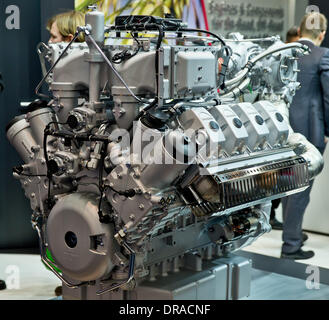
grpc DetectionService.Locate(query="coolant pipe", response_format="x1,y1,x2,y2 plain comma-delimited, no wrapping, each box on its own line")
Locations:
221,78,251,99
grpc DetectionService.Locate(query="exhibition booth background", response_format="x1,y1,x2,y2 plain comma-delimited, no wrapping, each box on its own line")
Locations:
0,0,327,250
0,0,75,249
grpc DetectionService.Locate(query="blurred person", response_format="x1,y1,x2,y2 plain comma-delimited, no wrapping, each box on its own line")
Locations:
281,12,329,260
286,26,300,43
47,10,85,44
269,199,283,230
0,280,6,291
0,75,5,291
270,26,301,231
0,73,4,92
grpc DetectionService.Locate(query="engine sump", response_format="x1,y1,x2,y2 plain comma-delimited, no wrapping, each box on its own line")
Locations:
185,156,309,216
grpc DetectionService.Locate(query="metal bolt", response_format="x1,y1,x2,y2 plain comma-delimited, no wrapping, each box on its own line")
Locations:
139,204,145,210
31,146,40,153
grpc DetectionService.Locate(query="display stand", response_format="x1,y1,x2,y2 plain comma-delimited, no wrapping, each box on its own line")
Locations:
62,255,252,300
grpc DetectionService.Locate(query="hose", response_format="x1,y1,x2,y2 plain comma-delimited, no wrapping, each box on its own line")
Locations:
224,42,307,87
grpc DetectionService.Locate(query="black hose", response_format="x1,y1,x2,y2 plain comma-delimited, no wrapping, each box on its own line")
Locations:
179,28,230,55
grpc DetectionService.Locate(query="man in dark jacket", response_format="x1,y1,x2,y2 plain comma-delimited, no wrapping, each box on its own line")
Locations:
281,12,329,260
0,75,5,291
270,26,302,231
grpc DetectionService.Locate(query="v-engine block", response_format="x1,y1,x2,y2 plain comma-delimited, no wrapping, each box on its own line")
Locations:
6,9,321,299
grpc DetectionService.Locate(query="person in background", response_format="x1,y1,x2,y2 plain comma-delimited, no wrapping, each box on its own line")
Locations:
0,280,6,291
0,75,6,292
281,12,329,260
0,73,4,92
286,26,300,43
47,10,85,44
269,199,283,230
270,26,301,231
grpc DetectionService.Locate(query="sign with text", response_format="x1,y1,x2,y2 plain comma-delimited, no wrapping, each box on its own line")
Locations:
207,0,291,40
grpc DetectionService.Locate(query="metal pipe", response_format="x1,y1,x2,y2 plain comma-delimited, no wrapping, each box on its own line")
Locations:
221,78,251,99
34,224,88,289
96,241,135,295
225,42,307,87
224,36,279,43
89,62,101,103
35,32,80,99
82,29,143,104
37,42,50,78
273,101,324,180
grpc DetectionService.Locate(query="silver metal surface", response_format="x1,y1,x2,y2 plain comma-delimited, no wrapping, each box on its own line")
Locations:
6,8,323,300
